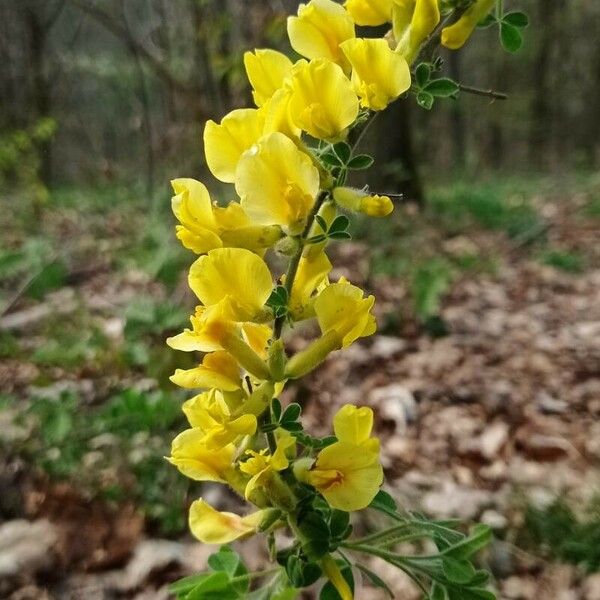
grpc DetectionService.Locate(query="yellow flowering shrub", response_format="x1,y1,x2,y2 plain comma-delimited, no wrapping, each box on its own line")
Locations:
167,1,527,598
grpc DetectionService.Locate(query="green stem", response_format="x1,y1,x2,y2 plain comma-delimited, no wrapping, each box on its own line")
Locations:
273,189,329,339
496,0,504,20
230,567,281,584
350,524,412,546
259,410,277,454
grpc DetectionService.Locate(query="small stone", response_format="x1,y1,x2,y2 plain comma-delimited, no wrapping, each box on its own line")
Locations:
583,574,600,600
0,520,59,577
518,433,572,461
459,421,509,461
481,509,508,530
369,384,417,433
536,391,568,415
370,336,406,359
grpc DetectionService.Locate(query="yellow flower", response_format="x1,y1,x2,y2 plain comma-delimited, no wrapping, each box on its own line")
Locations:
287,0,355,70
203,108,265,183
340,38,411,111
170,351,241,391
300,404,383,511
345,0,394,26
168,429,236,482
333,187,394,216
167,306,271,381
180,390,257,449
171,178,283,255
244,49,294,107
188,248,273,323
262,87,302,140
442,0,495,50
167,304,236,354
289,251,332,320
288,58,359,140
189,498,271,544
240,435,295,500
315,280,376,347
394,0,440,63
284,280,376,379
236,132,320,234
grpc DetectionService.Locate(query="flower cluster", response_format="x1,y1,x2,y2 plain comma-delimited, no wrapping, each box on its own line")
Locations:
167,1,503,598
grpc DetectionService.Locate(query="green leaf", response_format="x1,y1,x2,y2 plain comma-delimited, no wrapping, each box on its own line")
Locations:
415,63,431,88
333,142,351,164
442,557,476,584
327,231,352,240
347,154,374,170
320,152,342,167
444,524,492,560
319,562,354,599
271,398,282,422
447,588,496,600
329,510,350,539
281,403,302,424
267,286,288,309
28,261,68,300
328,215,350,235
208,547,248,594
425,78,459,98
416,91,434,110
477,13,496,28
307,234,327,245
500,22,522,52
429,582,447,600
503,11,528,28
356,563,394,598
286,556,322,587
169,573,212,596
369,491,398,516
314,214,328,232
281,421,303,433
298,512,330,559
185,572,239,600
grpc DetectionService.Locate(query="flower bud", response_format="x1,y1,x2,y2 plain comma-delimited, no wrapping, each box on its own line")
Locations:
284,330,342,379
333,187,394,217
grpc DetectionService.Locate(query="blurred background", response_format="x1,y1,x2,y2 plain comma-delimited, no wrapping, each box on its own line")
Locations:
1,1,599,599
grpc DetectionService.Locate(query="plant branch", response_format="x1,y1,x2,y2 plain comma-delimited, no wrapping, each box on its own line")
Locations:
273,190,329,339
459,83,508,100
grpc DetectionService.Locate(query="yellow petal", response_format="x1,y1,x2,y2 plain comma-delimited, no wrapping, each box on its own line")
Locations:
262,87,302,139
244,49,294,107
288,58,359,140
170,351,240,391
241,322,272,358
314,281,376,347
310,440,383,510
189,499,265,544
188,248,273,320
341,38,411,111
236,132,319,232
333,404,374,444
345,0,394,26
396,0,439,62
287,0,355,70
168,429,235,482
289,251,332,320
441,0,495,50
203,108,265,183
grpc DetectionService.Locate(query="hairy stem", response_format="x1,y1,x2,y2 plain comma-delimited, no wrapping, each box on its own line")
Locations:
273,189,330,339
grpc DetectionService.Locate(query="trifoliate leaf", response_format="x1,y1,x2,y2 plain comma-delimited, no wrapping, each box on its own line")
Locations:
503,11,529,28
425,78,459,98
500,22,522,52
415,62,431,88
417,91,435,110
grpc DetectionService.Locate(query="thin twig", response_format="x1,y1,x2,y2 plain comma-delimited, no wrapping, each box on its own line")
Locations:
459,83,508,100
